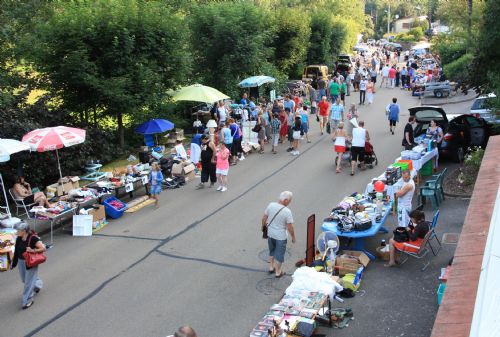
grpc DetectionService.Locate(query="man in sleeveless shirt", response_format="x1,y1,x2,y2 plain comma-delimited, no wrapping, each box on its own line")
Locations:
395,169,415,227
350,120,370,176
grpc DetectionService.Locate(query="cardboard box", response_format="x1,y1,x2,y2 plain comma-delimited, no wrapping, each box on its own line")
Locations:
87,204,105,223
184,170,196,182
46,183,65,197
335,250,370,276
183,163,195,174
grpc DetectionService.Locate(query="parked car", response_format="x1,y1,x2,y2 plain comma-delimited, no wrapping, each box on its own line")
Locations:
384,42,402,52
367,38,376,45
409,106,490,162
336,54,353,73
470,93,498,124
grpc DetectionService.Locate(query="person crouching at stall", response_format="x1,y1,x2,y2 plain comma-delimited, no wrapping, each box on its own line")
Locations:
11,222,46,310
216,142,230,192
149,162,163,209
385,210,430,267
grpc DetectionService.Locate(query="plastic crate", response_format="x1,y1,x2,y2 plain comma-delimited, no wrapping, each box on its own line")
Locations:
437,282,446,305
103,197,128,219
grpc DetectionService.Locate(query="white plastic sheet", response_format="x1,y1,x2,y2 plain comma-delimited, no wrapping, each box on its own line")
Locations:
285,267,343,301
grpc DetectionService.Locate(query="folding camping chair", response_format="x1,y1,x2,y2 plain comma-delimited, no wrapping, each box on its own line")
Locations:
396,229,433,271
9,188,36,218
427,210,442,256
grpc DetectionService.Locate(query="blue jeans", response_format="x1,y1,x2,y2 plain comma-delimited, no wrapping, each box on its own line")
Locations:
268,237,287,263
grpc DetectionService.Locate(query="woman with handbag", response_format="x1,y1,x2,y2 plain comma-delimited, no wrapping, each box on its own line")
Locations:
11,222,46,309
385,210,430,267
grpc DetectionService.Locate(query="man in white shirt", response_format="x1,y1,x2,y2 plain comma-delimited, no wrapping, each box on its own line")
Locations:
380,64,390,88
350,120,370,176
395,169,415,227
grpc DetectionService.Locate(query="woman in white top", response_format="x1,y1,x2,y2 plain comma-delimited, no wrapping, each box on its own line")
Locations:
217,100,227,126
332,122,349,173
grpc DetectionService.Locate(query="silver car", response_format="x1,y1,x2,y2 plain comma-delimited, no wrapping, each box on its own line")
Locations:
470,93,498,124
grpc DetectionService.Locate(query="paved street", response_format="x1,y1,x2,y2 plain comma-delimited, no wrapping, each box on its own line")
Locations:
0,86,471,337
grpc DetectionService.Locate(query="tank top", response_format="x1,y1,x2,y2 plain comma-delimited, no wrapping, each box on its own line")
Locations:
398,179,415,208
334,135,346,147
352,127,366,147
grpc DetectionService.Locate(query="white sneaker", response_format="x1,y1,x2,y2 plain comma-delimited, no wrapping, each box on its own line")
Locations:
221,187,227,192
216,186,223,191
239,155,245,161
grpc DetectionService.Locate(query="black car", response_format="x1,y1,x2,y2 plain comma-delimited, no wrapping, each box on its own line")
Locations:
409,106,490,162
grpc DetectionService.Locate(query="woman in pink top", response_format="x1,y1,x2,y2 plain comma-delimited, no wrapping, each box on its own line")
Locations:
215,142,230,192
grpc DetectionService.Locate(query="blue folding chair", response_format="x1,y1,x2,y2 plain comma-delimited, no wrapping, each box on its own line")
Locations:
427,210,441,256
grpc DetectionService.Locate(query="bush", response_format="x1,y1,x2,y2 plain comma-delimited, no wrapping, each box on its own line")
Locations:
443,53,474,81
408,27,424,40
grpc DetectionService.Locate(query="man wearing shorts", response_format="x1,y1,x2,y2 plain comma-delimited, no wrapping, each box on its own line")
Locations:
329,97,344,134
350,120,370,176
262,191,296,278
317,96,330,135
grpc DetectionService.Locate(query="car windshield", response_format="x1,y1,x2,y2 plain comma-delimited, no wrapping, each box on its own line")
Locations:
415,109,445,122
471,98,494,110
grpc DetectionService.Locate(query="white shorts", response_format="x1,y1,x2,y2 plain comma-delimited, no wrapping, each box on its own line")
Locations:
216,168,228,176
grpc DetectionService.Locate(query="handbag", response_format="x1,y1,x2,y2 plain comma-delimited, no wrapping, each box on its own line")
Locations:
22,235,46,268
252,124,262,133
326,122,331,134
393,227,410,243
262,206,286,239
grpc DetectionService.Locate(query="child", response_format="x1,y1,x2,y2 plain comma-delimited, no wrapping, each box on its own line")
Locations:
299,106,310,143
216,142,230,192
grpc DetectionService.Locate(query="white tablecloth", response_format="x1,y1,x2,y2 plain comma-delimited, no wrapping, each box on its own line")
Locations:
397,148,438,171
365,168,417,201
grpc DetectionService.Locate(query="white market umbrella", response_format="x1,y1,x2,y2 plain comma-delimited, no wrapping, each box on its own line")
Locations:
22,126,86,179
0,139,31,219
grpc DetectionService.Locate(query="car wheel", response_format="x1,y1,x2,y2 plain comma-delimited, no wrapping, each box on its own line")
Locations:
434,90,443,98
454,147,465,163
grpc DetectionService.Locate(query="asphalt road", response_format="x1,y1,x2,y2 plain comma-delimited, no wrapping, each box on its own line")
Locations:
0,85,471,337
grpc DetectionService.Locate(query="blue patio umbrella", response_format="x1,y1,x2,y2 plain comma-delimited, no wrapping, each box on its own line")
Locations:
238,76,275,88
135,119,175,134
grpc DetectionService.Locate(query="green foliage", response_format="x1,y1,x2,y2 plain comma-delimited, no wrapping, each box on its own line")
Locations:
464,147,485,170
307,12,335,67
408,27,424,40
188,2,279,99
27,0,192,147
0,91,117,188
473,0,500,95
432,35,467,65
272,8,311,78
443,53,473,81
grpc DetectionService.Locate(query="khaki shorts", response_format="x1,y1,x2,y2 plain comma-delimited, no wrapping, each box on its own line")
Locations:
319,116,328,124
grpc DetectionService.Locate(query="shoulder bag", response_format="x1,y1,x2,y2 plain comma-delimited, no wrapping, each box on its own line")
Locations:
22,235,47,268
262,206,286,239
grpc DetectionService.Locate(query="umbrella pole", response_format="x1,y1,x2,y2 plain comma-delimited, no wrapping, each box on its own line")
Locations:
56,149,63,180
0,172,12,220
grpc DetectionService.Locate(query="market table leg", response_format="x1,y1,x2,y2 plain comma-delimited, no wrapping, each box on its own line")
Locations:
351,238,376,260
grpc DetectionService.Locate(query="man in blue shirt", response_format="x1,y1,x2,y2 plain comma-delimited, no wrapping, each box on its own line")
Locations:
386,97,400,135
240,93,248,106
283,95,295,113
329,97,344,133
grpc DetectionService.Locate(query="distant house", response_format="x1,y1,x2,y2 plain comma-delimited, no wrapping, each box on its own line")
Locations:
394,16,428,34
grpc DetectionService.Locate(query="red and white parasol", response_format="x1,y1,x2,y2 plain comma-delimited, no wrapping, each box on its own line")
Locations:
22,126,86,179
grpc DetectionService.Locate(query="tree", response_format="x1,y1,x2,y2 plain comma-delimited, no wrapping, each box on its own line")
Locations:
189,2,279,98
272,8,311,78
27,0,191,148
